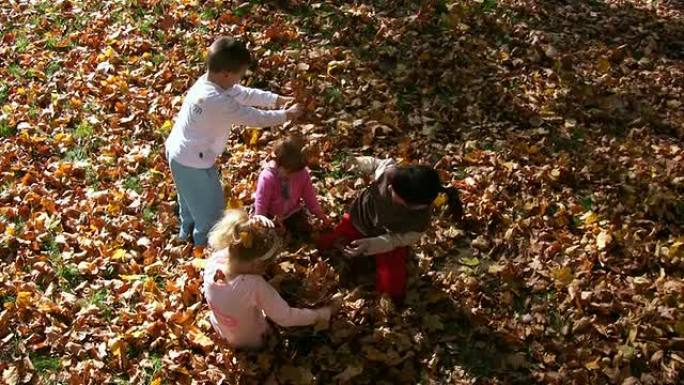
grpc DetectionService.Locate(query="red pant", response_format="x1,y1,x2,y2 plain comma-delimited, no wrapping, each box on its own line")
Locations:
317,213,408,300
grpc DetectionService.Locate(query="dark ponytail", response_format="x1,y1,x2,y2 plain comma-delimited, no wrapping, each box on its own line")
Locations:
391,165,464,221
442,186,464,221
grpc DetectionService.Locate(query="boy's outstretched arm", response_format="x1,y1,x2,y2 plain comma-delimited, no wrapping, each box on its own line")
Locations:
230,85,293,109
344,232,423,257
220,98,302,128
350,156,396,181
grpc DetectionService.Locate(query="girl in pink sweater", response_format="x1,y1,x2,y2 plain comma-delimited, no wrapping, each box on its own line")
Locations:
253,135,330,234
203,209,331,349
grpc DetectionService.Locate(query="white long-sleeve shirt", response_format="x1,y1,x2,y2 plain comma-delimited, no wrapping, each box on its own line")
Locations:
165,75,288,168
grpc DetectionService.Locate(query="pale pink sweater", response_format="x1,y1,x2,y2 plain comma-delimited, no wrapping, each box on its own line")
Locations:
202,249,324,348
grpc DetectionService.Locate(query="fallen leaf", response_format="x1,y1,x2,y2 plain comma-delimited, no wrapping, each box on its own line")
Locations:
333,364,363,382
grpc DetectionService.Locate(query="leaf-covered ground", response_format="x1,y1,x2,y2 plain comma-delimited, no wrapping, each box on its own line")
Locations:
1,0,683,384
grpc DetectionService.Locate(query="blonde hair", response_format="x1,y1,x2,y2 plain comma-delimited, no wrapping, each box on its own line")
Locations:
208,209,279,262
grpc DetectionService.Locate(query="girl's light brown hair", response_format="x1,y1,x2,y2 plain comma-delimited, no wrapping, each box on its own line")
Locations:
208,210,276,262
274,135,308,172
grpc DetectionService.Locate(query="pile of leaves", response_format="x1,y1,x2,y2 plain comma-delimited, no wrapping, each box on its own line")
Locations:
1,0,683,384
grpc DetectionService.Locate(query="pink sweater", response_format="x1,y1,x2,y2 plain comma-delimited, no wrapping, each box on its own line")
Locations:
202,249,322,348
254,161,324,220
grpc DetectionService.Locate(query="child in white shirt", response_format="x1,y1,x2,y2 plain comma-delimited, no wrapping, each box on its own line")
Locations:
165,36,303,249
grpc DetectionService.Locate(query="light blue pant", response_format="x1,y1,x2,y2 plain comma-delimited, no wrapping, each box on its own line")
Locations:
168,158,225,246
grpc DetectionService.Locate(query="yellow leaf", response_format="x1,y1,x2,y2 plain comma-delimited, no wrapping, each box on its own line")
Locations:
327,60,346,76
109,337,124,357
585,357,601,370
552,267,573,287
249,128,260,146
498,50,510,61
111,248,127,260
227,197,243,209
596,230,612,250
37,299,60,313
143,277,157,292
5,224,15,236
15,291,32,308
149,378,162,385
433,192,447,208
54,133,73,144
669,237,684,258
120,274,144,281
191,258,207,269
581,211,598,226
159,120,173,135
104,46,115,59
187,325,214,351
597,57,611,73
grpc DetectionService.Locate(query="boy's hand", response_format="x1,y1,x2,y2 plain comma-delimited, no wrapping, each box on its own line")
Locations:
276,95,295,108
313,306,332,331
344,239,370,257
285,103,304,121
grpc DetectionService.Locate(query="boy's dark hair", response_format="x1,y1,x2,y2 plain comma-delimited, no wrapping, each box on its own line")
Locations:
274,135,307,172
390,165,464,219
207,37,252,74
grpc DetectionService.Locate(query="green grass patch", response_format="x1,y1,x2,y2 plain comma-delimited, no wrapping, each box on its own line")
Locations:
0,83,8,104
140,17,156,34
200,8,217,20
123,176,142,194
142,206,157,222
7,63,24,79
0,120,16,138
15,36,30,53
79,287,114,319
57,264,80,288
45,61,62,77
324,153,351,180
64,147,90,161
479,0,498,12
72,121,93,139
324,87,342,104
48,251,81,289
579,196,593,211
145,353,163,384
233,3,253,17
35,0,52,15
28,103,39,119
151,53,166,66
154,30,167,44
44,37,59,50
42,235,60,256
84,166,99,187
0,293,16,306
30,353,61,374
